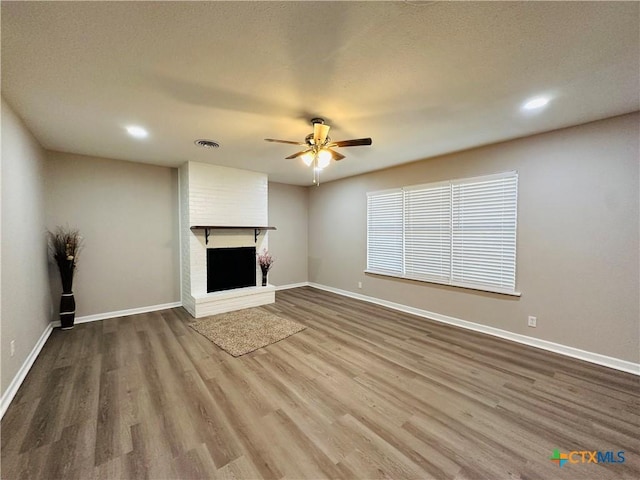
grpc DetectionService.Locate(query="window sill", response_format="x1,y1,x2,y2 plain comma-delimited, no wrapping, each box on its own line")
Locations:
364,270,522,297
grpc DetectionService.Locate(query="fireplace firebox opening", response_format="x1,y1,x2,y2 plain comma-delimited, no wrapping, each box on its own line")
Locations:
207,246,256,293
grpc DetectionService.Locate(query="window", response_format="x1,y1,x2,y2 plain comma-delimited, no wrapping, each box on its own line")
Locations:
367,172,519,295
366,189,403,275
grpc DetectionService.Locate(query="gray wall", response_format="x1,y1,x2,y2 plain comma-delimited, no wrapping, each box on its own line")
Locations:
308,113,640,363
45,152,180,317
268,182,309,287
1,98,51,396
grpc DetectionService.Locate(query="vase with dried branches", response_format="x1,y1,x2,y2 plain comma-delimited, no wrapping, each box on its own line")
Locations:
49,227,83,330
257,249,274,287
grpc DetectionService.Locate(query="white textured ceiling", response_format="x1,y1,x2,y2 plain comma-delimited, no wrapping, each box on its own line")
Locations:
2,1,639,186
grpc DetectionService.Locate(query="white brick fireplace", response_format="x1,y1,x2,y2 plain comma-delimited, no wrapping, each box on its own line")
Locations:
179,161,275,318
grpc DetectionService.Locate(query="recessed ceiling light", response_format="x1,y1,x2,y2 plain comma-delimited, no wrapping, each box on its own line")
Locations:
126,125,148,138
521,96,551,111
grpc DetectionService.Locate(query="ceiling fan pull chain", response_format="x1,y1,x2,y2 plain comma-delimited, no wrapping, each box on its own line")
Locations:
313,156,318,185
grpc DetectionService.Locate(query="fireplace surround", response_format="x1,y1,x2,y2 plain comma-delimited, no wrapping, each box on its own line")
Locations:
180,161,276,318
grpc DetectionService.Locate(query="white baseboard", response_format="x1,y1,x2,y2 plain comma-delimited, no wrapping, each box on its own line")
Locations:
0,322,54,419
308,283,640,376
51,301,183,327
275,282,310,291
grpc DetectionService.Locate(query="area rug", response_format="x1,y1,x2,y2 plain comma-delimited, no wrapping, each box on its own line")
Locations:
189,308,306,357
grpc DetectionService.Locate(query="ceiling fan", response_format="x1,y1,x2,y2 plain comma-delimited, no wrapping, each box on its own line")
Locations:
265,118,372,185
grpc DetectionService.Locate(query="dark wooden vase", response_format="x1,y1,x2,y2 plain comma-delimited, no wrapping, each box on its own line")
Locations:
60,292,76,330
261,267,268,286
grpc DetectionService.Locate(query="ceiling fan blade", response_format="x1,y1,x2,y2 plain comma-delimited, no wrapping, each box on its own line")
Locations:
265,138,306,145
313,123,331,144
328,149,345,161
329,138,373,148
285,149,312,160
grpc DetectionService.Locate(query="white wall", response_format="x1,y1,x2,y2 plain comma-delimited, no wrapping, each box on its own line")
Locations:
187,161,268,226
45,151,180,317
1,98,51,397
268,182,308,287
308,113,640,363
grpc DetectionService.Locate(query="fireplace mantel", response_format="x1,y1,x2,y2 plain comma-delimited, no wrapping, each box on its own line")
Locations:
190,225,276,244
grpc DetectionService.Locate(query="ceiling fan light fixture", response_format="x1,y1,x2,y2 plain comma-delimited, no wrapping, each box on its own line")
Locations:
302,152,314,166
317,149,332,169
264,117,372,185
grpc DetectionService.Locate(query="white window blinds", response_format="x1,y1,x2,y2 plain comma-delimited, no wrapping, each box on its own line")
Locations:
367,189,403,275
404,183,451,283
451,174,518,291
366,172,518,295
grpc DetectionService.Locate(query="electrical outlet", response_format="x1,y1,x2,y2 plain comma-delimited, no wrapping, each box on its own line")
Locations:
10,340,15,357
528,316,537,328
358,282,362,289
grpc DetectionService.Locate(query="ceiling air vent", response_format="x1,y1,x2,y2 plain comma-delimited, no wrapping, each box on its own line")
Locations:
194,139,220,149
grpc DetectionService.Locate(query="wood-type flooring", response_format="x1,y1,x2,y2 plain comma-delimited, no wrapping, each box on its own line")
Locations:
2,286,639,479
